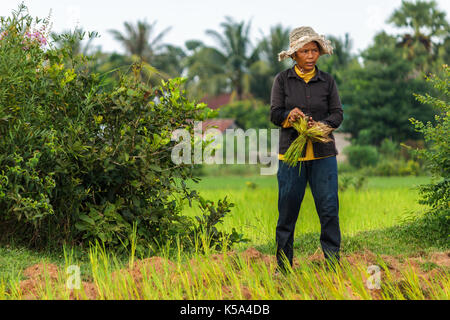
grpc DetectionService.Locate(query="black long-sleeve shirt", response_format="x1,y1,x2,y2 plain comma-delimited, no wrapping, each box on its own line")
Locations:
270,66,343,157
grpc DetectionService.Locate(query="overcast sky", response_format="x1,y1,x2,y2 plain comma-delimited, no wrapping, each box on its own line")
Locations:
1,0,449,55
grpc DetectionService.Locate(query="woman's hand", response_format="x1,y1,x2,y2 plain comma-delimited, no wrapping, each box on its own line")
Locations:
288,107,305,123
289,108,315,127
307,117,315,128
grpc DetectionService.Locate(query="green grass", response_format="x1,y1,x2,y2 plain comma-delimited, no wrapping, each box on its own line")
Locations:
183,176,432,249
187,174,432,190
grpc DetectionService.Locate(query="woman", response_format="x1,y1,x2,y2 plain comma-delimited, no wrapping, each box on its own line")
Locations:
270,26,343,272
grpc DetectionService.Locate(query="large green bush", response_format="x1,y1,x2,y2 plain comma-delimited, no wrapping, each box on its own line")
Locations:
0,6,244,253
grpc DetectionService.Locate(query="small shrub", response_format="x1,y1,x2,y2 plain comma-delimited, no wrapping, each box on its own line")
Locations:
338,175,368,192
337,161,354,174
343,145,379,169
379,138,400,159
360,159,423,176
409,64,449,243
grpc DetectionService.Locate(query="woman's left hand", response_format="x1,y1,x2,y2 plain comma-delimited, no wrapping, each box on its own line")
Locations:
307,116,315,128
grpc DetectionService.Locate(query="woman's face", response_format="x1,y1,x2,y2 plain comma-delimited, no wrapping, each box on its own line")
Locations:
293,41,320,73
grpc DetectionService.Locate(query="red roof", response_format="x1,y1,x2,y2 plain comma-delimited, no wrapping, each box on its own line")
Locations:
202,119,236,133
200,93,233,110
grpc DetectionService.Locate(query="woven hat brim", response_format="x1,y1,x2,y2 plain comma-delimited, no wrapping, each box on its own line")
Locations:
278,35,333,61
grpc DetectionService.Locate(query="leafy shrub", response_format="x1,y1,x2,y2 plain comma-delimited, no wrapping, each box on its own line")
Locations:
191,195,249,251
337,161,354,174
338,175,367,192
378,138,400,159
0,6,244,253
409,64,449,240
361,159,422,176
343,145,379,169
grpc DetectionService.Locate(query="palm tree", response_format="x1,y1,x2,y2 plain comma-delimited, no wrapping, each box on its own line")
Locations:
204,16,258,100
245,25,291,103
51,28,99,56
108,20,171,63
257,24,291,75
184,42,229,99
152,44,187,78
108,20,174,84
317,33,356,86
387,0,449,69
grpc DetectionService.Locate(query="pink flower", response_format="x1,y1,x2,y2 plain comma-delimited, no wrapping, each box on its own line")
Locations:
22,29,47,48
0,31,8,41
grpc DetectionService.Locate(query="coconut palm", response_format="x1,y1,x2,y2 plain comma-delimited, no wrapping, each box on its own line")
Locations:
184,41,229,99
204,16,258,100
387,0,449,70
245,25,291,102
108,20,171,63
257,24,291,75
51,28,99,56
108,20,175,84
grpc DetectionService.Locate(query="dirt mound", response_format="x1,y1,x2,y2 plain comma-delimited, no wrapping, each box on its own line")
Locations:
23,263,60,280
17,262,100,300
112,256,176,282
19,263,61,299
429,251,450,268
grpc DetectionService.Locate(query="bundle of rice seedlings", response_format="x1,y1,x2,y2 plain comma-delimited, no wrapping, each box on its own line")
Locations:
282,115,333,169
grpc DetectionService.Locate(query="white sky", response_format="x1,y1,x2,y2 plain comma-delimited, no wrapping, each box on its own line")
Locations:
1,0,449,55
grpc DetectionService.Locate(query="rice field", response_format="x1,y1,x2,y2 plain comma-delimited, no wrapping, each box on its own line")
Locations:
182,175,431,246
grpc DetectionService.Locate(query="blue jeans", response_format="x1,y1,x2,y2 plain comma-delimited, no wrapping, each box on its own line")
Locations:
276,157,341,270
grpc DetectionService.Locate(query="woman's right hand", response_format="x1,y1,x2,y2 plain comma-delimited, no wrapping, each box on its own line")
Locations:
288,107,306,123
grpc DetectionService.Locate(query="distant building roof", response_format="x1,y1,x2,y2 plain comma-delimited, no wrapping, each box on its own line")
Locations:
200,93,233,110
202,119,237,133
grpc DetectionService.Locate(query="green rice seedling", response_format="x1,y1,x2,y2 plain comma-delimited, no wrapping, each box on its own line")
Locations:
3,277,22,300
424,271,450,299
283,116,333,169
88,242,118,300
343,262,373,300
0,280,6,300
396,263,427,300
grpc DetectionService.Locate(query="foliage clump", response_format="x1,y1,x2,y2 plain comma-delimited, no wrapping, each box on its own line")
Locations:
409,64,450,245
0,5,244,254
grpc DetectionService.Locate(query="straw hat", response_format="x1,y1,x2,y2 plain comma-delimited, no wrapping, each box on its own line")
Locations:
278,26,333,61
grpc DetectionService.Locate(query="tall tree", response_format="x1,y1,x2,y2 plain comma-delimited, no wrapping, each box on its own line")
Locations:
247,24,291,103
340,32,436,145
108,20,173,84
317,33,356,86
184,41,229,99
387,0,449,72
108,20,171,63
257,24,291,75
204,16,258,100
